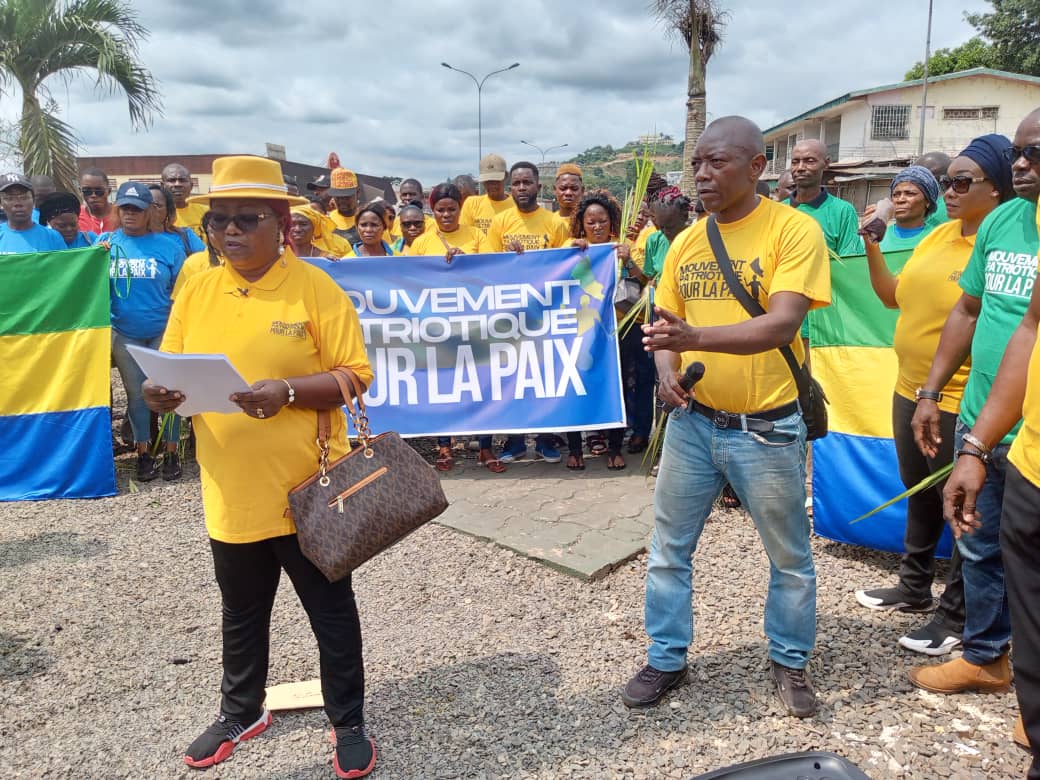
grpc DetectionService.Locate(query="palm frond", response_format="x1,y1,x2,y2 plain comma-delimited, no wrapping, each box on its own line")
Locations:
650,0,728,61
848,463,955,524
18,97,79,187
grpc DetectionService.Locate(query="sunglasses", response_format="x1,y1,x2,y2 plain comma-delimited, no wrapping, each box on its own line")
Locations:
1002,145,1040,164
209,212,272,232
939,175,987,194
400,220,425,228
81,187,107,197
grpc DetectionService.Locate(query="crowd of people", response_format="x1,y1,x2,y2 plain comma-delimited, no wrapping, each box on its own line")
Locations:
2,105,1039,779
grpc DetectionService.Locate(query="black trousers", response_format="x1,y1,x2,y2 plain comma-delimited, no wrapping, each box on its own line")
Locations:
891,393,965,632
209,535,365,728
1000,464,1040,778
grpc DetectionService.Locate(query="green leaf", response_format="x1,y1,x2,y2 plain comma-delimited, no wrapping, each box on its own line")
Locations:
848,463,954,524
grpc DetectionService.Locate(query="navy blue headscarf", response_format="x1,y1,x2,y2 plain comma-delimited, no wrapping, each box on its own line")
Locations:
959,133,1014,202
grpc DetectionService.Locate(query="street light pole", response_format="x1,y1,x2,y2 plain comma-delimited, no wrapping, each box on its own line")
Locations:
520,140,569,164
441,62,520,168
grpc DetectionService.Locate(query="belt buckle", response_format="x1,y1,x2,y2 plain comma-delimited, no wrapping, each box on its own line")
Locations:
713,410,731,429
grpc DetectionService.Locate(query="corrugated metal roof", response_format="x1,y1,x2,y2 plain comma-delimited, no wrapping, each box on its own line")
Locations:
763,67,1040,138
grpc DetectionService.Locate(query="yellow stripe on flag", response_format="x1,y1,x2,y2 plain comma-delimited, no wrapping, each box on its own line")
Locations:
812,345,898,439
0,327,111,415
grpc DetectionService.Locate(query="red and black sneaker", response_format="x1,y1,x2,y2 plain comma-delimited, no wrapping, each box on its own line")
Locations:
329,725,377,779
183,710,272,769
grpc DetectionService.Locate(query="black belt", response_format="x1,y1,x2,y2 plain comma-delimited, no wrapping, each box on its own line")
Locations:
691,399,800,433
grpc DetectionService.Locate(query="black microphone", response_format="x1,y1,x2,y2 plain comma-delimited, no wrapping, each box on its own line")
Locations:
663,361,706,413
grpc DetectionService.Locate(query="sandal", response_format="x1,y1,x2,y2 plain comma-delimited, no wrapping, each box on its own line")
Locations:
627,436,648,454
587,434,607,456
566,453,585,471
721,483,741,509
478,453,507,473
435,447,454,472
606,450,626,470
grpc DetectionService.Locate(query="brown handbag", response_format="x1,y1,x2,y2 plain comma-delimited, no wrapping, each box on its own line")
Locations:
288,367,449,582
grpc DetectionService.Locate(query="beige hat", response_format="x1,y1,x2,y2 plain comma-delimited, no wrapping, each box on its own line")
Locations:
478,154,507,182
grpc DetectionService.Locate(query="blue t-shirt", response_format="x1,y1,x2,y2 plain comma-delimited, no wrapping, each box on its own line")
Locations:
67,230,98,248
0,222,68,254
103,230,186,340
156,227,205,256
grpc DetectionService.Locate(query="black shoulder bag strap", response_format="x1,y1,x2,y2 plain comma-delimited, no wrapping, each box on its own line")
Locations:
704,215,811,401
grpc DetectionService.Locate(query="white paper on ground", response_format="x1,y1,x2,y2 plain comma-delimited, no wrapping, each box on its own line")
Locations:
125,345,251,417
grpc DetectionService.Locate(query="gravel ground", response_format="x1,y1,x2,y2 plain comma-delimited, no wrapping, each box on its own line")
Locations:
0,415,1031,778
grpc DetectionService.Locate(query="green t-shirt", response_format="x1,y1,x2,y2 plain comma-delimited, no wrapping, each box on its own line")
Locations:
643,229,671,279
958,197,1039,442
925,197,948,228
880,223,935,254
786,191,864,257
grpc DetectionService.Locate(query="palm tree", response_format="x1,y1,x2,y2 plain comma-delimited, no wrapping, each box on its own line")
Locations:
0,0,160,190
652,0,726,198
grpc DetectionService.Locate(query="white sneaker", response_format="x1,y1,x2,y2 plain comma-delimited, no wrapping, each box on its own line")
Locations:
899,619,963,656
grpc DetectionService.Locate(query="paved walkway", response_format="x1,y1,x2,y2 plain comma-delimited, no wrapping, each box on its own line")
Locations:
436,454,656,580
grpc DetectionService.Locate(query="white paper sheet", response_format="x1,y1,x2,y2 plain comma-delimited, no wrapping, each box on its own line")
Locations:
125,345,252,417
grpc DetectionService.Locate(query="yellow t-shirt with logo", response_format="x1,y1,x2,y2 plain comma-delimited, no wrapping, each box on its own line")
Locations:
161,250,373,544
460,194,514,235
171,250,221,299
409,224,484,256
486,206,571,252
892,220,973,414
1007,202,1040,487
655,197,830,414
175,202,208,239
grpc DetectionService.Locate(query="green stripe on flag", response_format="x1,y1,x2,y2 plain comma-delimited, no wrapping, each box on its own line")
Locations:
809,250,913,348
0,247,110,335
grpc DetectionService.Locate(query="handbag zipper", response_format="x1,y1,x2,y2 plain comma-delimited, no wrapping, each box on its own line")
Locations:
327,466,389,513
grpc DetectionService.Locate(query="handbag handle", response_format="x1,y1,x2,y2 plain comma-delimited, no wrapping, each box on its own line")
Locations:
316,367,373,483
705,216,811,399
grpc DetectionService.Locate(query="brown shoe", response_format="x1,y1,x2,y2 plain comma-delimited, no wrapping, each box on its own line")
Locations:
1014,715,1030,750
907,654,1011,694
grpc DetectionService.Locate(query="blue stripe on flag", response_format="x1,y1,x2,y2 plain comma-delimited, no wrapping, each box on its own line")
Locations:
812,431,953,557
0,407,117,501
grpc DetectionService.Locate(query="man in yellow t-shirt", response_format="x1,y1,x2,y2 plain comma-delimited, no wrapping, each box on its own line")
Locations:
486,162,570,253
942,197,1040,768
163,163,207,240
326,168,361,243
460,153,514,235
553,163,584,235
621,116,830,719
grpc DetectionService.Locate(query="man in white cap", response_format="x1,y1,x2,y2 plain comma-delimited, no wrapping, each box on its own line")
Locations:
460,153,513,235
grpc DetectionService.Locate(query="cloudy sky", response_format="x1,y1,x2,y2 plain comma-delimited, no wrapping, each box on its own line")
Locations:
2,0,994,182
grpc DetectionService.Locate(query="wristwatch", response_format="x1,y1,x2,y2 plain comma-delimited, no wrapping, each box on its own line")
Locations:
915,388,943,403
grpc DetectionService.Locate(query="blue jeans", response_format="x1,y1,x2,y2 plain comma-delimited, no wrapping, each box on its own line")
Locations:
646,408,816,670
111,329,180,446
954,420,1012,665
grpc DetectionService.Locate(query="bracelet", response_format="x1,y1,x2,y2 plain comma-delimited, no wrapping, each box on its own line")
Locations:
915,388,943,403
962,432,992,455
956,447,991,465
282,378,295,405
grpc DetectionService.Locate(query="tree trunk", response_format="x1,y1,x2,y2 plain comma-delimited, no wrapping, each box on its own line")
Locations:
19,89,79,190
680,36,707,199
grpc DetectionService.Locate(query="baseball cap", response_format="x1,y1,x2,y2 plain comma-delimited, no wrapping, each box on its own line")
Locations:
114,181,153,210
0,173,33,193
326,168,358,197
307,173,331,191
478,154,507,183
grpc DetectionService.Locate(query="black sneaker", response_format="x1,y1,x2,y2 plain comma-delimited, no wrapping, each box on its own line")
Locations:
136,452,160,482
770,661,817,718
162,451,182,481
183,710,272,768
330,725,377,779
621,664,688,708
854,586,934,613
899,619,963,656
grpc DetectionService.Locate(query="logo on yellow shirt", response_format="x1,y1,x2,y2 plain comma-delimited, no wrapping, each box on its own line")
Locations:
270,320,307,339
948,269,963,283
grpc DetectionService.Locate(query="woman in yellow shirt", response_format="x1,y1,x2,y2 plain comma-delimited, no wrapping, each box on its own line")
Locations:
288,205,350,259
344,201,397,258
391,202,427,255
856,152,1005,655
409,181,484,260
172,211,225,299
143,156,377,779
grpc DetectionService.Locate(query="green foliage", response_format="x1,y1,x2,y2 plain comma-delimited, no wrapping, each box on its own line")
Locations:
966,0,1040,77
0,0,161,188
904,36,998,80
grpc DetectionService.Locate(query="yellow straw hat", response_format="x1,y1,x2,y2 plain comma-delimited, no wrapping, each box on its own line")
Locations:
188,155,308,206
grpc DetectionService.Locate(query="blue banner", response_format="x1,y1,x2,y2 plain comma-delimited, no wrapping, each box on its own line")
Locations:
308,245,626,437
